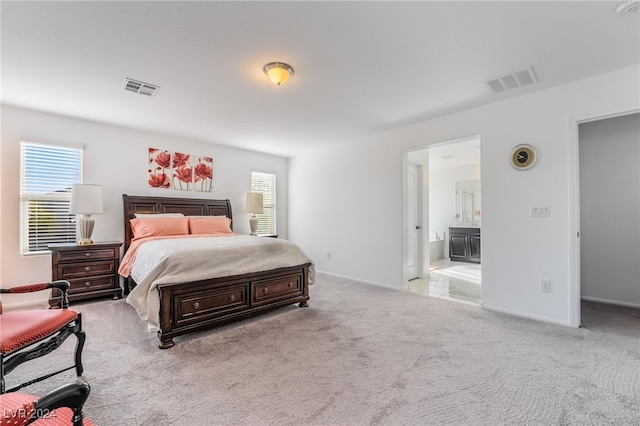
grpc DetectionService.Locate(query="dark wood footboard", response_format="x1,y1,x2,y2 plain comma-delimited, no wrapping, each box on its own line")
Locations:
155,263,311,349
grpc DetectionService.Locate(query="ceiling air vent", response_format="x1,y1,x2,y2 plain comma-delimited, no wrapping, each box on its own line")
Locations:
484,66,537,94
122,78,160,97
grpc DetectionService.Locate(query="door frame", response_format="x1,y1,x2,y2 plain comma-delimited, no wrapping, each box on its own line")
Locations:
402,134,481,288
568,107,639,327
407,161,424,280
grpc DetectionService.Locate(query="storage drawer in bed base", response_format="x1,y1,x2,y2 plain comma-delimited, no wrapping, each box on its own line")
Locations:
156,263,311,349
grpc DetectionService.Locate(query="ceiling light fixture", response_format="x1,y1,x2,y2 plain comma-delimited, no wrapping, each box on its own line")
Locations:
263,62,294,86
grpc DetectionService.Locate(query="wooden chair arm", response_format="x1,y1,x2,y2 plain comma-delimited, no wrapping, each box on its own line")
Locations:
0,281,71,309
29,382,90,426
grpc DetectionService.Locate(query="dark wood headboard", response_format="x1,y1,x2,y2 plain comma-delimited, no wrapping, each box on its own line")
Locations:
122,194,233,252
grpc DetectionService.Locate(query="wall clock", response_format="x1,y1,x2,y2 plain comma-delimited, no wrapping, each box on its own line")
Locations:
510,144,538,170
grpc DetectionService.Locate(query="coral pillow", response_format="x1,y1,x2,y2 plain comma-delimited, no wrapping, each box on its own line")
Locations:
130,217,189,238
134,213,184,218
188,216,232,234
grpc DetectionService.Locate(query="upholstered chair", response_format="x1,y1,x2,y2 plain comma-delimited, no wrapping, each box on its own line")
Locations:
0,381,92,425
0,281,85,394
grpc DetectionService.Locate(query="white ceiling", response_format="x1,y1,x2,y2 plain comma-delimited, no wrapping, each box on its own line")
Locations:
2,1,638,158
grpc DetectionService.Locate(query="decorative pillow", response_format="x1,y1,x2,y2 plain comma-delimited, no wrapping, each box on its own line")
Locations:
188,216,233,235
130,217,189,238
134,213,184,218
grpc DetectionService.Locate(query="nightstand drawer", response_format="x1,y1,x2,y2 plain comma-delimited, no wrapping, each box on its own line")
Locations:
68,276,117,293
55,247,117,262
251,274,302,307
57,260,116,279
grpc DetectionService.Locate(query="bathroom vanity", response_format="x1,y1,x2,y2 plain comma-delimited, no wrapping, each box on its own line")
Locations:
449,227,481,263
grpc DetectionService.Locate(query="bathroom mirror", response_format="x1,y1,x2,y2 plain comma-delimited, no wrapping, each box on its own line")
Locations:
455,179,480,226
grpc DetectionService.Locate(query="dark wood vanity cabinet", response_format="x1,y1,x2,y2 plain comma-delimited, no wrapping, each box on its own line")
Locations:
449,227,481,263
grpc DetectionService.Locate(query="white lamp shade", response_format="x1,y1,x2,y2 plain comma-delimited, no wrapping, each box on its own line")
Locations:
244,192,264,214
70,184,104,214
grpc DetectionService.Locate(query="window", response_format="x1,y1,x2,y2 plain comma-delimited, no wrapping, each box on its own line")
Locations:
251,171,276,235
20,141,83,254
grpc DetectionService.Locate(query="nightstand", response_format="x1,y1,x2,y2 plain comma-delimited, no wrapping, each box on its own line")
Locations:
48,241,123,308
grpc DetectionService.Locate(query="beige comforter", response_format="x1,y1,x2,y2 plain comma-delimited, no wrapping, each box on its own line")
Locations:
125,235,314,331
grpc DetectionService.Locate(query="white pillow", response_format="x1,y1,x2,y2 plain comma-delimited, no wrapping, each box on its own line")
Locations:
134,213,185,218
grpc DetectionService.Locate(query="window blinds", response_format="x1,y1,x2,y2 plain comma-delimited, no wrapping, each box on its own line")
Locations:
251,171,276,235
20,142,82,254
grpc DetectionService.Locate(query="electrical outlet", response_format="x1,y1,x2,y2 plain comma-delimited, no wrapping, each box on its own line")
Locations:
541,280,551,292
326,252,331,260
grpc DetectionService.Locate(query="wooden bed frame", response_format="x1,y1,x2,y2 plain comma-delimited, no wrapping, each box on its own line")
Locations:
122,194,310,349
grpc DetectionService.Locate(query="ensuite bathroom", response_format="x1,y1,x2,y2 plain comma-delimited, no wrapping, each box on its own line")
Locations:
407,138,482,305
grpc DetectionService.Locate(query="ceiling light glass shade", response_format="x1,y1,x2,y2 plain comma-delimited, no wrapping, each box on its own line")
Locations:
263,62,294,86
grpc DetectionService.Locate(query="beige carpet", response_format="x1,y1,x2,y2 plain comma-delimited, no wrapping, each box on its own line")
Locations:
6,273,640,425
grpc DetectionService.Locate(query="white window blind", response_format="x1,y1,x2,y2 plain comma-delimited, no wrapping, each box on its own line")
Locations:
251,171,276,235
20,142,82,254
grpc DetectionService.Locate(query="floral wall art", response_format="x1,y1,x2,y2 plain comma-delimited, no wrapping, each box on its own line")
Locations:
148,148,171,188
194,156,213,192
172,152,192,191
148,148,214,191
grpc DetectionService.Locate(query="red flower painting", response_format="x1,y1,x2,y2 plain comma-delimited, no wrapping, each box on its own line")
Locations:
148,148,171,188
147,148,212,191
172,152,192,190
155,151,171,169
194,156,213,192
148,173,170,188
173,152,190,168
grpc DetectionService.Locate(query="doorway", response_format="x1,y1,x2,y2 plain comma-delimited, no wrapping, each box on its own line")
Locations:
578,113,640,310
404,136,482,305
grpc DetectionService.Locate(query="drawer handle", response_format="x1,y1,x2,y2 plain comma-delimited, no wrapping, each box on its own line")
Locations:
85,252,91,257
262,288,268,295
288,282,293,288
193,302,200,310
84,266,90,272
84,281,91,287
229,294,235,302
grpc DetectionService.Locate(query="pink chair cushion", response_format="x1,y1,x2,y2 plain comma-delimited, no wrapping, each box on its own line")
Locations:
0,310,78,354
0,391,94,426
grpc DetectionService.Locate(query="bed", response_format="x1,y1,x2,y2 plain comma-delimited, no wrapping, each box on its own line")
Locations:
121,194,312,349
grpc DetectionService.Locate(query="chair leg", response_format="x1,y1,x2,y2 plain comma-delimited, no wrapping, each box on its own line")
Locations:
73,314,85,377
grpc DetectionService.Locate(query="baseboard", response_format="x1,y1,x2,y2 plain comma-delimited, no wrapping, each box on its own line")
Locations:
317,270,400,291
481,303,573,327
581,296,640,309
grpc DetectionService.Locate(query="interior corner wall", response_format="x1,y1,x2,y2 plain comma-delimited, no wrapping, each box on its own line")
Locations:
288,65,640,326
0,105,289,303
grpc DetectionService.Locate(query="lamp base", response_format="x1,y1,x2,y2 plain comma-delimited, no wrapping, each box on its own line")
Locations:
77,215,95,245
249,215,258,236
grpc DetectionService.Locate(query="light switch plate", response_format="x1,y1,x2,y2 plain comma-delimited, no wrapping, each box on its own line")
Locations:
530,206,550,217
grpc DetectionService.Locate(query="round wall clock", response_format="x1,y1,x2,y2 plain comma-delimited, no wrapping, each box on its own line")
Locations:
510,144,538,170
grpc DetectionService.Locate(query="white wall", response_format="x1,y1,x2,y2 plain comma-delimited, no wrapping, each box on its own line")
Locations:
0,105,288,306
289,65,640,326
579,113,640,307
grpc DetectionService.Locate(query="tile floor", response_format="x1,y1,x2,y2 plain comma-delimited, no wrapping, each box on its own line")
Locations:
406,258,481,305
